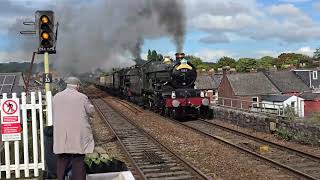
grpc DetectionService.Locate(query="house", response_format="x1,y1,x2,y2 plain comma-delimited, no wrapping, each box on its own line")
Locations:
264,71,311,95
0,72,25,96
261,95,304,117
218,72,280,109
195,73,222,104
293,69,320,93
300,92,320,117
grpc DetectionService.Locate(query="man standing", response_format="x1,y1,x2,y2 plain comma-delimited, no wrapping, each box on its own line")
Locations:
53,77,95,180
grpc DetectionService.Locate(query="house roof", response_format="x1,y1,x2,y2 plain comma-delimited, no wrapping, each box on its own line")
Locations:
264,71,311,93
261,95,291,102
195,74,216,90
212,74,223,89
227,72,280,96
300,92,320,101
293,69,320,89
0,72,25,95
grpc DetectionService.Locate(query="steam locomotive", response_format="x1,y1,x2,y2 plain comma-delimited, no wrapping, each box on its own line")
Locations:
97,53,210,119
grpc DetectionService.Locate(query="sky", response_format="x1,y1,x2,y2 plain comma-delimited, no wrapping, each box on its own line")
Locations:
0,0,320,63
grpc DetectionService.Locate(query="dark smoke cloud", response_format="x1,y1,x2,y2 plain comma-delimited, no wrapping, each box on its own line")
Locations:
8,0,186,75
55,0,186,74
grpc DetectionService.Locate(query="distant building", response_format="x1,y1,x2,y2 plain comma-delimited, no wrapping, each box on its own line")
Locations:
300,92,320,117
0,72,25,96
195,73,222,104
293,69,320,93
264,71,311,95
261,95,304,117
218,72,280,109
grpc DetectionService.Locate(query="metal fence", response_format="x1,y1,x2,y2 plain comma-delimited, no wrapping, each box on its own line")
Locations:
215,97,285,116
0,91,52,179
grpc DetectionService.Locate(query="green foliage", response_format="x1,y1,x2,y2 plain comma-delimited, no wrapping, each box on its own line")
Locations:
276,128,293,141
217,56,236,68
306,112,320,124
185,55,203,67
257,56,275,69
275,53,310,69
314,48,320,60
284,106,297,121
147,49,163,61
236,58,257,72
147,49,152,60
84,153,112,168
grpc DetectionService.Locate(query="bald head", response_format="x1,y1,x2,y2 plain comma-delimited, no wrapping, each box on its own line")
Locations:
65,77,80,85
65,77,80,90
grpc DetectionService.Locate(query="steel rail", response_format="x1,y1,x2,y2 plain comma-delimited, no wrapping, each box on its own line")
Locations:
90,96,147,180
178,120,319,180
100,97,211,180
200,119,320,162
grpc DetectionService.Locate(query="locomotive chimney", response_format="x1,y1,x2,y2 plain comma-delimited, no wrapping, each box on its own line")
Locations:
175,53,185,62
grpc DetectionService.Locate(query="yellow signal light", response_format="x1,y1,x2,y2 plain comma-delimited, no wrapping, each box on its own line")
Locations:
41,16,49,24
41,32,49,40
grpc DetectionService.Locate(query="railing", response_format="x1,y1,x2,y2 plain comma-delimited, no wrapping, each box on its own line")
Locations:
214,97,285,116
0,91,52,179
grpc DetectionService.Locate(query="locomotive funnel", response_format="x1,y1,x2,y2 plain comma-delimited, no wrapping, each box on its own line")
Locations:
175,53,185,61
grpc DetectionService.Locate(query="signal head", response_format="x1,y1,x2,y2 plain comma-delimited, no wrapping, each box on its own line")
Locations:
36,10,56,53
41,32,49,40
41,15,49,24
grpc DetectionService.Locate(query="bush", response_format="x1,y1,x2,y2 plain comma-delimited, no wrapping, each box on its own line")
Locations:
276,128,293,141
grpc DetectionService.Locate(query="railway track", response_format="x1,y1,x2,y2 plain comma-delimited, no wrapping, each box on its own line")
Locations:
90,96,211,180
181,119,320,180
86,87,320,179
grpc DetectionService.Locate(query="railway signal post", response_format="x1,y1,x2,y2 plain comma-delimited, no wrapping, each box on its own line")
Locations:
35,10,56,94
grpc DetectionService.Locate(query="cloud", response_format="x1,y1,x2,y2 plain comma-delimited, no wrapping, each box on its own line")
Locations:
193,49,234,62
313,2,320,11
199,34,230,44
279,0,311,3
297,46,315,56
191,14,258,32
268,4,302,16
188,1,320,43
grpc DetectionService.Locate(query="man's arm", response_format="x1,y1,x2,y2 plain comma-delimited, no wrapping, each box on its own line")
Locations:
84,97,95,115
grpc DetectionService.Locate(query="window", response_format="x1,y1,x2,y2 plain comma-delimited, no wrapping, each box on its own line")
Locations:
291,101,295,107
313,71,318,80
252,97,259,107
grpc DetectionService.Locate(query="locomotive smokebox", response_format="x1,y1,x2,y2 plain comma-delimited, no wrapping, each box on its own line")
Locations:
175,53,185,61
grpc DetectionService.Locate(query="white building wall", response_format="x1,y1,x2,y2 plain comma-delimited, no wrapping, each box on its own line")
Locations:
262,96,305,117
283,96,304,117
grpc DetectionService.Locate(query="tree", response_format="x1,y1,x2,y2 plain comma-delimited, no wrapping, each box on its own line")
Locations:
276,53,308,68
147,49,152,60
157,54,163,61
257,56,275,69
151,50,158,60
236,58,257,72
217,56,236,68
185,55,203,67
314,48,320,60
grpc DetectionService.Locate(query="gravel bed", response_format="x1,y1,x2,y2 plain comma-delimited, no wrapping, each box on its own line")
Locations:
210,119,320,157
89,103,131,166
106,97,300,180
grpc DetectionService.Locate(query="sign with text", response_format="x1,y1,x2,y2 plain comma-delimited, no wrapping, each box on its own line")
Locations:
42,73,53,83
1,98,21,141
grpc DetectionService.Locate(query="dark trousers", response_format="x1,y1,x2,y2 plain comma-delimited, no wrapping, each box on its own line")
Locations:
57,154,86,180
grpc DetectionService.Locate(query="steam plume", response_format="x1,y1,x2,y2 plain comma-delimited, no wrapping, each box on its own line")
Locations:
55,0,186,74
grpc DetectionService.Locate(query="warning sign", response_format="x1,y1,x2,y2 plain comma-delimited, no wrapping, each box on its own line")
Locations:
1,98,21,141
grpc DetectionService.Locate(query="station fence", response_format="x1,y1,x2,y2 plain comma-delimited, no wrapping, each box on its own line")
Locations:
0,91,52,179
214,97,285,116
